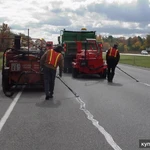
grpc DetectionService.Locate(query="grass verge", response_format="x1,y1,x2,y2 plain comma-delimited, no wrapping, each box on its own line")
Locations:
120,55,150,68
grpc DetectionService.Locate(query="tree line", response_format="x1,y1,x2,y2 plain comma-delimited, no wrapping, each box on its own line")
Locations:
96,34,150,53
0,23,30,51
0,23,150,53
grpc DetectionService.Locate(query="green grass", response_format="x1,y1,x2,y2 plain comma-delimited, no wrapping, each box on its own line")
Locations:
103,53,150,68
120,55,150,68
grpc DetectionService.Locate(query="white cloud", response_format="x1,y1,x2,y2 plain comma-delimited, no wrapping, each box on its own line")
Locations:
104,0,137,4
0,0,149,44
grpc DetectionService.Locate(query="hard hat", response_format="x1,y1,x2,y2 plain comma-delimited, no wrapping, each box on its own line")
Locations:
81,27,87,30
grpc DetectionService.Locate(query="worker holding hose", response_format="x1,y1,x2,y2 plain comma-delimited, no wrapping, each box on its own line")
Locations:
40,45,64,100
106,44,120,83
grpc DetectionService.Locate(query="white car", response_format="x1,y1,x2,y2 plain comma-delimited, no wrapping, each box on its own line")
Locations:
141,50,148,55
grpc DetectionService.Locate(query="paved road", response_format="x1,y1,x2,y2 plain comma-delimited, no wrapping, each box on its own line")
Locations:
0,64,150,150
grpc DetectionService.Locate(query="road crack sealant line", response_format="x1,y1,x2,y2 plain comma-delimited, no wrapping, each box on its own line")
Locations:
117,66,150,87
117,66,139,82
57,76,122,150
139,82,150,87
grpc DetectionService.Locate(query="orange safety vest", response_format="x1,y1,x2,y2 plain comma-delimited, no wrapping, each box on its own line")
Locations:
108,48,118,57
46,49,61,67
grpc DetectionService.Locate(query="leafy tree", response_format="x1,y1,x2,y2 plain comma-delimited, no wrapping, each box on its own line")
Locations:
146,35,150,47
118,43,124,52
138,36,143,44
127,37,132,47
134,41,142,51
117,37,127,45
124,45,128,53
96,35,103,42
0,23,12,51
103,42,110,51
108,35,114,44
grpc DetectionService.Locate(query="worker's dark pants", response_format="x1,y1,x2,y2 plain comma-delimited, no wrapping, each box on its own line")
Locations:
107,59,117,82
43,66,56,96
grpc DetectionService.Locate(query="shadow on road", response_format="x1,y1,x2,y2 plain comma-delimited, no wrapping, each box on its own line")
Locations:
107,82,123,86
36,100,61,108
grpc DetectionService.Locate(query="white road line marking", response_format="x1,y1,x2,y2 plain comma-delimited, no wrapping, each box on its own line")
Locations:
76,97,122,150
140,82,150,87
0,91,23,132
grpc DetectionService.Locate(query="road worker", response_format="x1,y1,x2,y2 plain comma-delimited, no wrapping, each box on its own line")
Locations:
40,45,64,100
106,44,120,83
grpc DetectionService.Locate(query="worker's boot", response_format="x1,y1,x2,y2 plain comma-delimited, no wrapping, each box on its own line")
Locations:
49,94,53,98
108,73,112,83
107,73,110,82
110,72,115,82
45,95,50,100
49,91,53,98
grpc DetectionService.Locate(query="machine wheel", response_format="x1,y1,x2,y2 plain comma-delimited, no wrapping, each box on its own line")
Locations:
2,69,13,97
2,70,9,90
2,76,10,92
72,68,78,78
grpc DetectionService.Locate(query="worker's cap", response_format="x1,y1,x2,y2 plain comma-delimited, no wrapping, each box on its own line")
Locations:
54,45,64,53
113,44,118,49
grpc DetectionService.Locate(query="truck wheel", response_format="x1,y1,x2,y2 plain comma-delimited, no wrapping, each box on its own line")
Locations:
72,68,78,78
68,68,72,73
101,69,107,79
63,68,67,73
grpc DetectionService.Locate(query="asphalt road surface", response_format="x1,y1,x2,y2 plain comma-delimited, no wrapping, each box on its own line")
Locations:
0,64,150,150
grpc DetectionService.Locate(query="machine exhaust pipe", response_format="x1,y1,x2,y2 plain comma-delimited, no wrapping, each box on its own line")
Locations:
14,35,21,50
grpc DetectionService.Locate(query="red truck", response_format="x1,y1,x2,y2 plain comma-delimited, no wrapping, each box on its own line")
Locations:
72,38,107,78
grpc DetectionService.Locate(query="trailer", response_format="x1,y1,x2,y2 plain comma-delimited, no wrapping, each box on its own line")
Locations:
1,35,45,97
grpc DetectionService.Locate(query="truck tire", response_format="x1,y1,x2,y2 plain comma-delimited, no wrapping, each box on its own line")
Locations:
68,68,72,73
63,68,67,73
72,68,78,78
101,69,107,79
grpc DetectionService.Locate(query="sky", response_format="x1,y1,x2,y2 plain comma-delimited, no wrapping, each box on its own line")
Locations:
0,0,150,44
